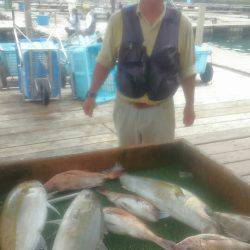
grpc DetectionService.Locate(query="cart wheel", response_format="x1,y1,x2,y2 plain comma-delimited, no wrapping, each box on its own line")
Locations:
60,65,67,88
0,61,9,88
41,82,50,106
200,63,213,83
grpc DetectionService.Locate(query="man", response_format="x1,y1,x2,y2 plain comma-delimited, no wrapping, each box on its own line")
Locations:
66,8,81,36
84,0,196,146
81,5,96,36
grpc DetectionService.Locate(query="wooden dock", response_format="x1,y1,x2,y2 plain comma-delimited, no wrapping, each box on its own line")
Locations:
209,45,250,75
0,66,250,185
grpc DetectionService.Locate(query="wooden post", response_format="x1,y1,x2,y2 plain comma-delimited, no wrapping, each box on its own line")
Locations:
195,4,206,45
24,0,34,38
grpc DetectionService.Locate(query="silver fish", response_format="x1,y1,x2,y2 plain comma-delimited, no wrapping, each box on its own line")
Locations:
0,181,47,250
103,207,175,250
98,188,167,222
52,190,105,250
209,211,250,243
120,174,218,233
174,234,250,250
44,164,123,192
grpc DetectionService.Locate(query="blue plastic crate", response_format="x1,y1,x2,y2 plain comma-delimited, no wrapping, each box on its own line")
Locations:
195,45,212,74
36,15,50,26
67,43,117,103
18,2,25,12
0,43,18,76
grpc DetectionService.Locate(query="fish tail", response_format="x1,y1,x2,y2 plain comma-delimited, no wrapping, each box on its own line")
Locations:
153,236,176,250
105,163,124,180
96,187,108,196
43,179,55,192
158,210,170,220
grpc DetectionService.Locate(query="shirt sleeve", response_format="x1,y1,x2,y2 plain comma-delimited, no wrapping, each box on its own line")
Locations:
178,14,196,79
96,13,121,69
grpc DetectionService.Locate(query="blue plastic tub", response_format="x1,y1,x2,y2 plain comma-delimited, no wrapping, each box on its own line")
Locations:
36,15,50,26
0,43,18,76
17,40,60,100
67,43,117,103
18,2,25,12
21,50,60,99
195,45,212,74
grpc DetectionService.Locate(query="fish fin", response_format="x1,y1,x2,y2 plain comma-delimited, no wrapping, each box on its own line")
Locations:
104,163,124,180
174,186,185,197
96,187,108,195
35,235,48,250
202,224,220,234
179,171,194,179
204,207,214,217
158,210,170,219
103,225,109,235
46,219,62,225
222,229,244,242
47,202,61,216
48,191,80,204
154,237,175,250
47,191,59,199
97,241,108,250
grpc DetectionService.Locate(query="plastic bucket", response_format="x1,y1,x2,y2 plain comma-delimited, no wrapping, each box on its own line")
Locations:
36,15,50,26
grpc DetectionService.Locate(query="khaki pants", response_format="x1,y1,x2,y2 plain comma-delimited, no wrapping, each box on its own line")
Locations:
113,97,175,147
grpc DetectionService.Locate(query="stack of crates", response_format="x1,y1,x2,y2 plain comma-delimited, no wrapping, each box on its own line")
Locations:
18,40,61,101
67,43,117,104
0,43,18,77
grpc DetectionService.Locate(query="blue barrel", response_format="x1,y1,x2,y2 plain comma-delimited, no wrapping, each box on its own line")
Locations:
18,2,25,12
36,15,50,26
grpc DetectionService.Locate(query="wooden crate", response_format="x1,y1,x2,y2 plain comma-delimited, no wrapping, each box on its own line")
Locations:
0,139,249,214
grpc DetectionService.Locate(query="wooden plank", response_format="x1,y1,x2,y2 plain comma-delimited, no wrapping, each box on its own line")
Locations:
0,124,110,148
2,106,250,135
3,88,250,109
210,149,250,165
0,140,118,163
3,90,250,119
176,118,250,137
0,133,117,158
184,127,250,145
0,115,113,136
197,137,250,155
1,104,250,124
3,98,250,119
2,97,250,128
0,103,113,123
105,113,250,138
225,160,250,177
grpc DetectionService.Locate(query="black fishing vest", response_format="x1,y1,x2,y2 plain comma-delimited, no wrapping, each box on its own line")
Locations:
117,5,181,101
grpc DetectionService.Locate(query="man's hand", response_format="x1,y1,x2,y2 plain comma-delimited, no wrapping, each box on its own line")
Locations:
83,97,96,117
183,104,195,127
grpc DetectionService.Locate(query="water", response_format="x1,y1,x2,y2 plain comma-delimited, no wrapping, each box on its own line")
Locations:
205,34,250,55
